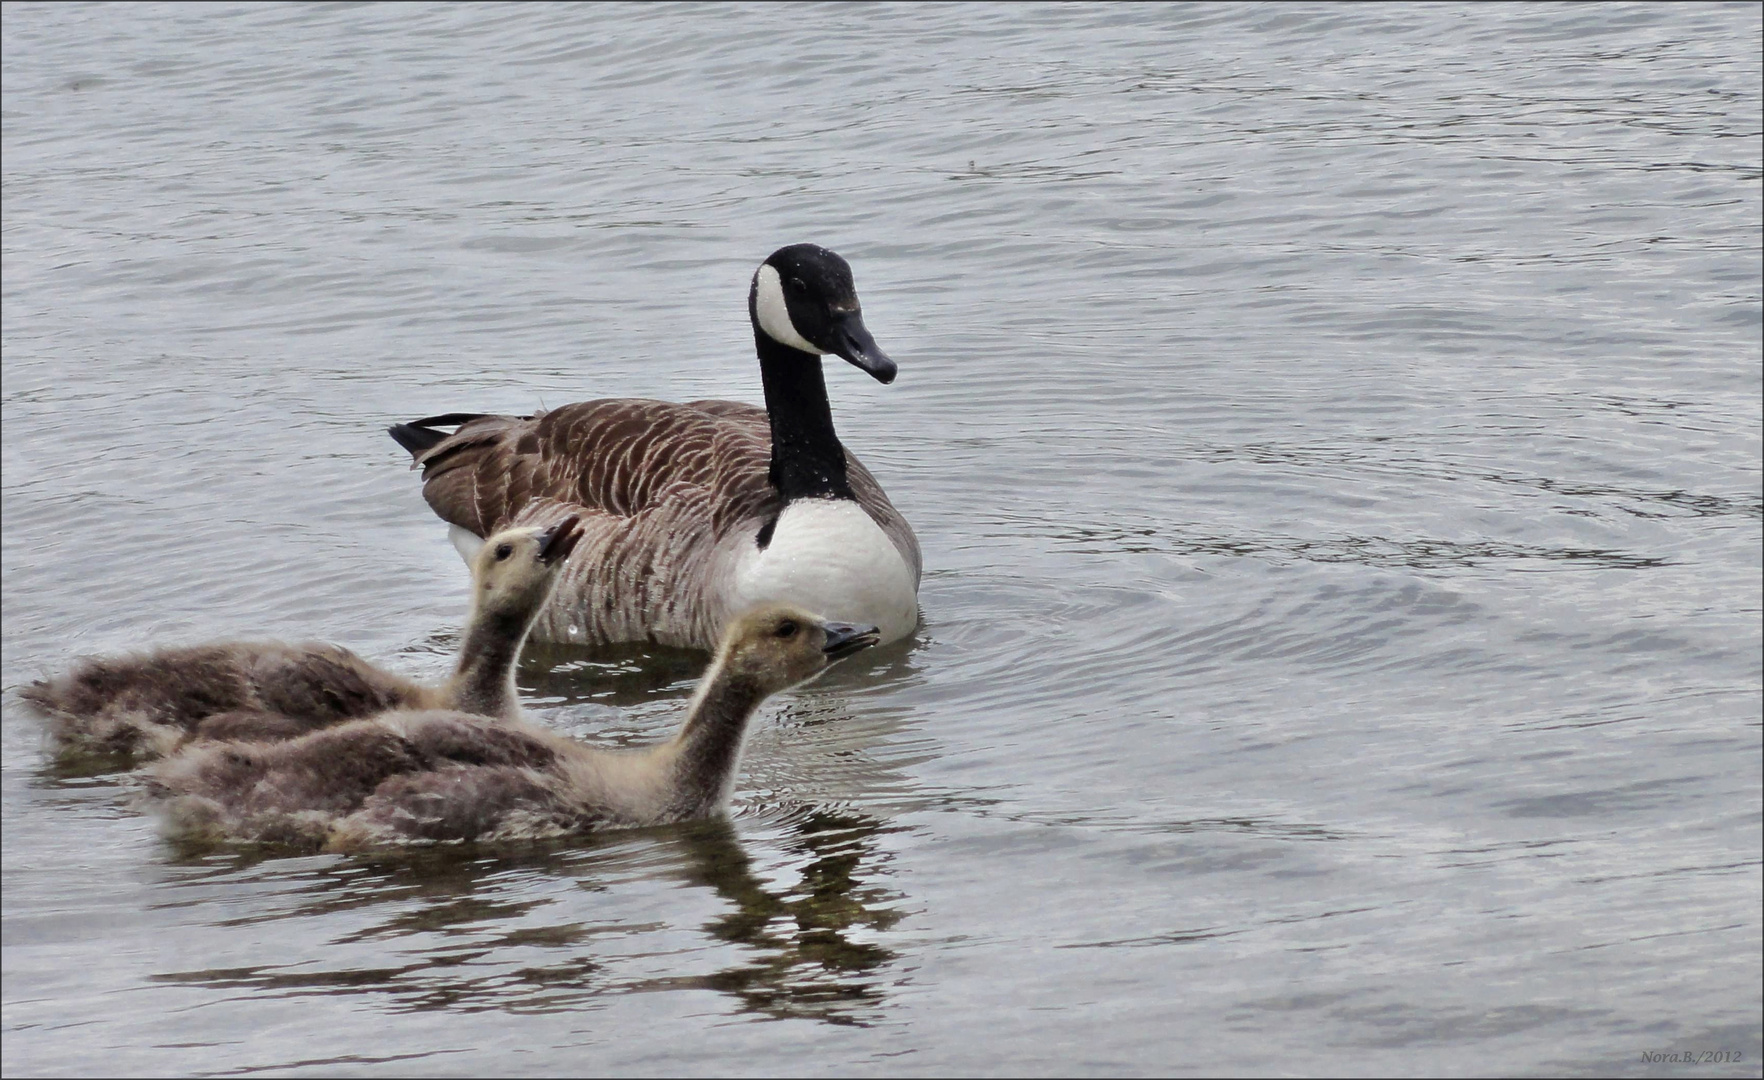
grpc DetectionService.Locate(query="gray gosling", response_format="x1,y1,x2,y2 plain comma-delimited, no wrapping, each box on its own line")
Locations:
22,517,584,763
148,606,880,851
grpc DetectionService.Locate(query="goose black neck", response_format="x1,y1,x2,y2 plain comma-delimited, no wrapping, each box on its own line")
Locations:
756,332,854,502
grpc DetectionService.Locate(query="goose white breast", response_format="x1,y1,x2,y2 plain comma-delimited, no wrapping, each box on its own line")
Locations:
723,499,918,643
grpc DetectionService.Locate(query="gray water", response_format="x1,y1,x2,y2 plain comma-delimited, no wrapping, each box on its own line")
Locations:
3,3,1760,1076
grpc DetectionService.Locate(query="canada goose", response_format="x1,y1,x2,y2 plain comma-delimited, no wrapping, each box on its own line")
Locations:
21,517,584,762
387,244,921,651
149,606,879,850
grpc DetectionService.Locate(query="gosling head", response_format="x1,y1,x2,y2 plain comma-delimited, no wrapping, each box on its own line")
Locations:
748,243,897,384
716,606,881,696
469,516,584,621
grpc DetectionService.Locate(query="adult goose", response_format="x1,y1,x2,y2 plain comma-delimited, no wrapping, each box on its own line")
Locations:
22,518,583,762
150,606,879,850
387,244,921,651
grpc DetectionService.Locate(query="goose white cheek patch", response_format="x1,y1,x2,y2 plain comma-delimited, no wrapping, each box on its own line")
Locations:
753,264,822,354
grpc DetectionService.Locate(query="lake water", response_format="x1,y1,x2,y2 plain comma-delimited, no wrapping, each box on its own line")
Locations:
3,2,1760,1075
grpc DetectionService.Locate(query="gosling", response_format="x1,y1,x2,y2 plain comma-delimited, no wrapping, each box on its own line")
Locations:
21,516,583,763
148,607,879,851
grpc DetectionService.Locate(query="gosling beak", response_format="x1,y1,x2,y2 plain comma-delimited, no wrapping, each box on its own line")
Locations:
820,621,881,661
827,311,897,385
535,515,583,566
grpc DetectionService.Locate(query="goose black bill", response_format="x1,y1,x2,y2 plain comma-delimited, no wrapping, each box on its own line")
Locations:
828,312,897,385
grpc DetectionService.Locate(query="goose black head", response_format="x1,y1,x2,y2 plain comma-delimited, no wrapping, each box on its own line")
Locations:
748,244,896,384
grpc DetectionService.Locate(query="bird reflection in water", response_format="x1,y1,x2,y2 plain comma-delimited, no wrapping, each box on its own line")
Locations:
656,811,905,1025
143,633,920,1025
149,808,906,1027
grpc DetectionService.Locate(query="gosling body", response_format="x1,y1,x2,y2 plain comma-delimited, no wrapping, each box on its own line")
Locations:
22,518,582,762
149,607,878,850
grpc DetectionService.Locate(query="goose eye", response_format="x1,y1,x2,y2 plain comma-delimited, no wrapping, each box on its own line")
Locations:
775,620,799,639
789,277,806,292
494,543,514,561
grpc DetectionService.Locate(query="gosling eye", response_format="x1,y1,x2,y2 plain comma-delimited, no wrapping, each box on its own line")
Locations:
774,619,799,639
494,543,514,562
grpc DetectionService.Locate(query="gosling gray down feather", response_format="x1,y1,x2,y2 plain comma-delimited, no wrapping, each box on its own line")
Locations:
148,607,880,851
21,518,582,764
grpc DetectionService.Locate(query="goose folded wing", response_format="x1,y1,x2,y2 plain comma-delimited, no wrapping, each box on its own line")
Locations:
407,400,774,540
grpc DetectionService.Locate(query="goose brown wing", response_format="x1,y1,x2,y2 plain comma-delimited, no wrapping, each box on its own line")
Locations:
402,399,779,540
398,396,920,583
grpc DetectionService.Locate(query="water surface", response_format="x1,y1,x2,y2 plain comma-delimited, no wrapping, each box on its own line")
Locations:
3,3,1760,1076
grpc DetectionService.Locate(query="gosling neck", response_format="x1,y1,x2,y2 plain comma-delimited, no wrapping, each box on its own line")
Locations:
445,606,531,719
756,331,855,503
666,658,770,815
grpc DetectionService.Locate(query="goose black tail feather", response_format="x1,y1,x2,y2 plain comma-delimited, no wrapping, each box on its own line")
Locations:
387,413,493,458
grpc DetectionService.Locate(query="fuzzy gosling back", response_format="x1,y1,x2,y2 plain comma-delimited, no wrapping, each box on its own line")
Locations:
149,606,880,850
22,517,582,763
